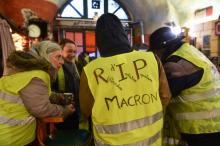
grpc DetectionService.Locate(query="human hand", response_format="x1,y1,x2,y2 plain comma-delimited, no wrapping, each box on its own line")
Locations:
62,104,75,118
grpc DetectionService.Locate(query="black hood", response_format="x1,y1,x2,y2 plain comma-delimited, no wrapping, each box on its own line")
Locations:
95,13,132,57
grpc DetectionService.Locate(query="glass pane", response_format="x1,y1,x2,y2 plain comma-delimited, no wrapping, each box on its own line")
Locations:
86,31,96,52
108,0,119,13
65,32,74,40
75,32,83,55
114,8,128,20
66,32,83,56
61,5,81,18
88,0,104,19
70,0,84,16
75,32,83,46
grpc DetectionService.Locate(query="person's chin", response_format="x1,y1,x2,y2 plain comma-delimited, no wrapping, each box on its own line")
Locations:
66,58,74,62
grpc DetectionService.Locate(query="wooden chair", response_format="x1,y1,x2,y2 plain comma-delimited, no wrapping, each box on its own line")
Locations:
37,116,92,146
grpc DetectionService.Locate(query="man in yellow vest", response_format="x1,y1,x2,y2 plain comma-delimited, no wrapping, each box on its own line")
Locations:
79,13,171,145
0,41,75,146
149,27,220,146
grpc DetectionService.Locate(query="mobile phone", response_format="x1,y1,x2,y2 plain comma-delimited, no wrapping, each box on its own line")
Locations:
63,93,74,104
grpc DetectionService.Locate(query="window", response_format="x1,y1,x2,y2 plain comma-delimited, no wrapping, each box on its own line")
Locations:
57,0,131,58
65,32,84,55
85,31,96,53
108,0,119,13
59,0,130,20
61,5,81,17
70,0,84,16
60,0,83,18
88,0,104,19
108,0,128,19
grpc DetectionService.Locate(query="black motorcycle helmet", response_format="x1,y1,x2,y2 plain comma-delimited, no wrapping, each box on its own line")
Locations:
149,27,184,62
149,27,183,51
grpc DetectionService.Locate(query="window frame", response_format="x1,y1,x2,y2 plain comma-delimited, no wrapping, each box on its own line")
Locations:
58,0,131,20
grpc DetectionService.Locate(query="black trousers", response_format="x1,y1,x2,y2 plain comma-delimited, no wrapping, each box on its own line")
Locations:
181,132,220,146
56,112,79,130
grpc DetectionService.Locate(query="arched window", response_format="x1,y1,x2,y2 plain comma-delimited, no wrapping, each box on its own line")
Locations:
58,0,130,20
56,0,131,58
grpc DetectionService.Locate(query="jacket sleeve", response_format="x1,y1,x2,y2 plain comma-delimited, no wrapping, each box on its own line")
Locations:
79,69,94,118
164,58,203,97
20,77,64,118
155,55,172,107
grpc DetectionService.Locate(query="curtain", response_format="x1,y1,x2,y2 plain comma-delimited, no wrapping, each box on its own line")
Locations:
0,18,15,75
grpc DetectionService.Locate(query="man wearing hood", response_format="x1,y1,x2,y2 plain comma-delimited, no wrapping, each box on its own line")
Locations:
79,13,171,145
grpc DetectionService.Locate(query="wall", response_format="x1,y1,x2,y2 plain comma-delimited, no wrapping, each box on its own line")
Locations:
0,0,58,28
190,19,220,57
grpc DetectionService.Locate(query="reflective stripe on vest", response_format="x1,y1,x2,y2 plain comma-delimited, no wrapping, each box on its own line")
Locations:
84,51,162,145
95,111,162,134
176,108,220,120
173,87,220,102
174,87,220,120
95,130,161,146
168,43,220,134
0,70,50,146
0,92,23,105
0,88,35,126
58,66,65,92
163,137,180,146
0,115,35,126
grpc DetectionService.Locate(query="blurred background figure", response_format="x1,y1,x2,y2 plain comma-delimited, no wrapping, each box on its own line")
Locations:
76,51,91,75
52,38,80,130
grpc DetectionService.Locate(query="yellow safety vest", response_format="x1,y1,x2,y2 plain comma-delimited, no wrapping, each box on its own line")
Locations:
58,66,65,92
84,51,163,145
162,108,181,146
57,63,80,92
0,70,51,146
58,65,89,130
168,43,220,134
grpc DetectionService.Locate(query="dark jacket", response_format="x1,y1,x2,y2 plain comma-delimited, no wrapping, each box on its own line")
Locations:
52,60,80,129
53,60,80,96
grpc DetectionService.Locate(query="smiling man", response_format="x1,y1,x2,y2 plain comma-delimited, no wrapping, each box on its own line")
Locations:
52,39,80,130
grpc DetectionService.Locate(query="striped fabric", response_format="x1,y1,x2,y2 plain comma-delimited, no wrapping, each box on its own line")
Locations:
0,18,15,75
